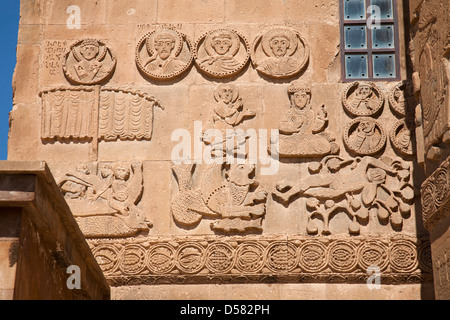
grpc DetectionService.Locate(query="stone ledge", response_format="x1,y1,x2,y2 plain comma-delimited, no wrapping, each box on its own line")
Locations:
0,161,110,300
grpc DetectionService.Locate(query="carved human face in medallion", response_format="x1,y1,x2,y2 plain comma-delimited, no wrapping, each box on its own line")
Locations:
360,120,376,134
269,36,290,58
358,85,372,99
80,44,100,61
154,35,176,60
292,92,310,110
211,36,233,55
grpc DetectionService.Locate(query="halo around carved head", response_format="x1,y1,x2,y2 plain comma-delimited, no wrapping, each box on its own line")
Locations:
261,28,298,57
146,29,184,58
288,81,311,94
72,38,107,63
135,28,193,81
194,28,250,78
204,29,240,57
341,81,384,117
251,27,310,79
214,83,239,103
63,38,116,85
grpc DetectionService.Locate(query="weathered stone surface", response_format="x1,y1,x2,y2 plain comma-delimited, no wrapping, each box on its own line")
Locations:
7,0,443,300
410,0,450,300
0,162,110,300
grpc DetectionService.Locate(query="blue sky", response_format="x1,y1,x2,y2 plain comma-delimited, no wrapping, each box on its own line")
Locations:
0,2,20,160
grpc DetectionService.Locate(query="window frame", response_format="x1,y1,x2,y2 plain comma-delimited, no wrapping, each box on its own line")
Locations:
340,0,401,82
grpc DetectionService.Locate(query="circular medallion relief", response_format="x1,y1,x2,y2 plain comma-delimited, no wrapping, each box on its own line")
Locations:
251,27,309,79
390,119,414,156
194,29,250,78
344,117,387,155
63,38,116,85
342,82,384,117
136,28,193,80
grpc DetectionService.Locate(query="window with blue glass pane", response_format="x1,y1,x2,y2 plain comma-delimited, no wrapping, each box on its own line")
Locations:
372,24,394,49
344,0,366,20
345,25,367,49
341,0,398,80
345,54,368,78
371,0,393,19
373,54,396,78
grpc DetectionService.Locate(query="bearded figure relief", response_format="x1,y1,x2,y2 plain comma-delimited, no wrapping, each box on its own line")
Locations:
136,28,193,80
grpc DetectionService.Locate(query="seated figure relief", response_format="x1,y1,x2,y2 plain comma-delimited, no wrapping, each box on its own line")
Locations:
57,162,152,238
272,81,339,158
136,28,193,80
251,27,309,79
63,38,116,85
195,29,250,78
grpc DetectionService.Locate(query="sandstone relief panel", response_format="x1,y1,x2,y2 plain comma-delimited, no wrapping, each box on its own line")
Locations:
410,0,450,165
194,29,250,78
135,28,193,80
57,161,152,238
210,83,256,129
272,81,339,158
10,3,432,291
88,235,432,285
171,162,268,234
342,82,384,117
343,117,387,155
63,39,116,85
40,86,163,161
390,119,415,156
251,27,309,79
273,156,415,235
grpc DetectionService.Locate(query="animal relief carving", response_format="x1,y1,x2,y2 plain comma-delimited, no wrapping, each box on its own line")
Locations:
273,156,415,234
171,162,268,233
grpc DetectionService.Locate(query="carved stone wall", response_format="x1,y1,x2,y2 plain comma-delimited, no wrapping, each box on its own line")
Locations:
409,0,450,300
9,0,434,299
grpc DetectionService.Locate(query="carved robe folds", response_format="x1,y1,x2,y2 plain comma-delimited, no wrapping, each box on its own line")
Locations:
41,87,161,142
277,107,332,157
